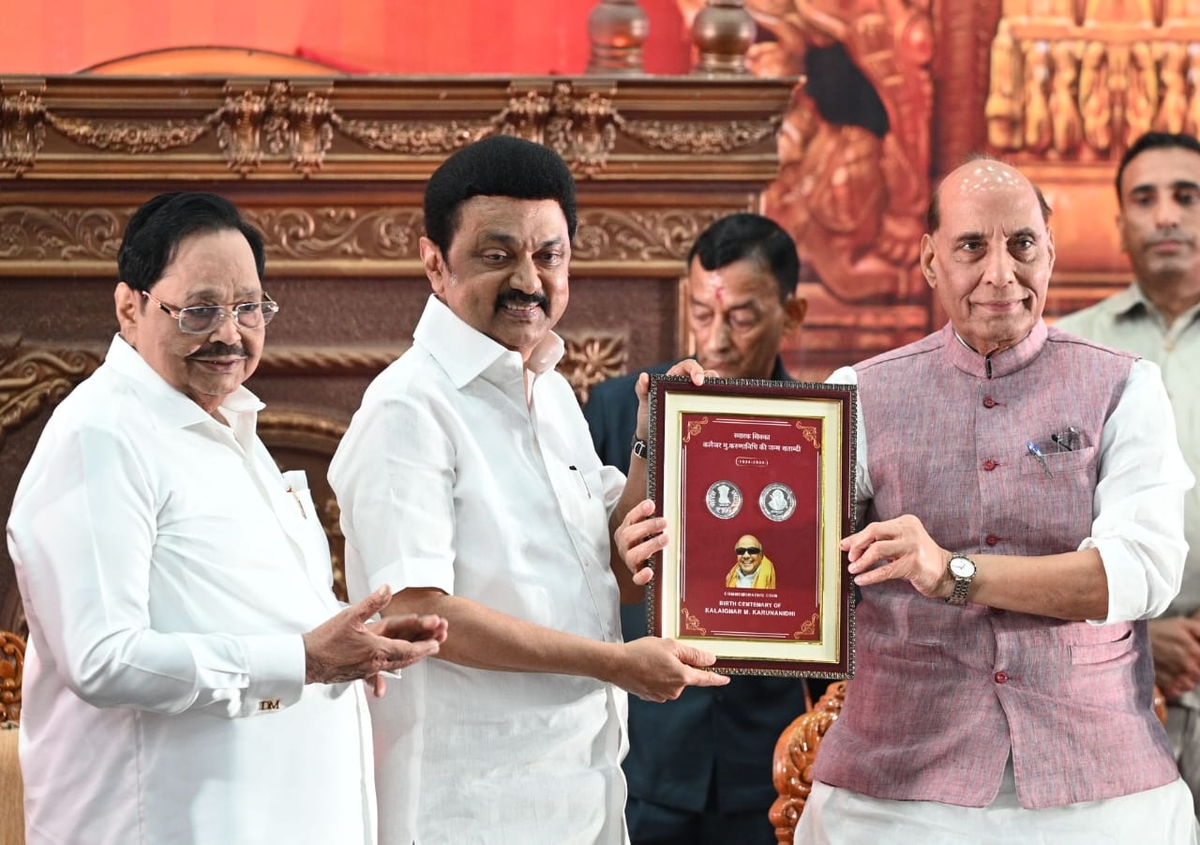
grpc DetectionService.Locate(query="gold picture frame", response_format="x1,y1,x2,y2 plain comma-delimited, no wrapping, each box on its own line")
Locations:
647,375,856,678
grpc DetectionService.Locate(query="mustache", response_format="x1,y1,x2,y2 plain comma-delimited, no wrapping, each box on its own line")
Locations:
188,341,246,359
1150,229,1194,245
495,290,548,312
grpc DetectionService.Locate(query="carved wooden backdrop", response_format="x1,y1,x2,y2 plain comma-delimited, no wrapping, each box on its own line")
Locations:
0,74,792,635
1,0,1186,634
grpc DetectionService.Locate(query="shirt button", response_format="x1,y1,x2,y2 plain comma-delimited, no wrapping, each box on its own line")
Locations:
994,671,1008,684
983,459,997,471
982,396,997,408
985,534,1001,546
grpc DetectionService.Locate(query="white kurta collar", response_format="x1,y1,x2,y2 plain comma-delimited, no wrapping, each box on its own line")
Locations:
104,334,264,425
412,295,565,389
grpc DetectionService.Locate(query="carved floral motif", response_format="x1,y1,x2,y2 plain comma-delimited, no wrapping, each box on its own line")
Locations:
0,339,102,448
0,629,25,722
545,84,618,175
215,83,335,175
573,208,728,262
559,332,628,405
0,204,737,267
1,87,47,175
614,116,779,155
334,117,495,154
769,681,847,843
245,208,424,261
0,207,124,261
45,113,213,153
217,88,269,173
0,78,784,178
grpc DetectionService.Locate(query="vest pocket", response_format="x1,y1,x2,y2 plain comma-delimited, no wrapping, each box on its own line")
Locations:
1068,628,1134,665
864,630,943,666
1019,444,1096,476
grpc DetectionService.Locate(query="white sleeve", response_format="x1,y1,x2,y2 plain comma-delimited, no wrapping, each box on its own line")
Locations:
6,422,305,719
826,366,872,520
1087,359,1194,623
329,380,458,599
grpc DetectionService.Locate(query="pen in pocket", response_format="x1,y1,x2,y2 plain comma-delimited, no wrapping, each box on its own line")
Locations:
568,465,592,498
1026,441,1054,478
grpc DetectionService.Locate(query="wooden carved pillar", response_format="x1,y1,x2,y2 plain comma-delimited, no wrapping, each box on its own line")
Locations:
587,0,650,75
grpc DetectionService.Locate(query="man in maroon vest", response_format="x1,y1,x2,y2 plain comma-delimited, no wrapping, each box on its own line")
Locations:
793,159,1198,840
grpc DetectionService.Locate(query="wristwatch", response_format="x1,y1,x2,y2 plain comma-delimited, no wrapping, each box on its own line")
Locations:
945,553,977,606
631,436,649,460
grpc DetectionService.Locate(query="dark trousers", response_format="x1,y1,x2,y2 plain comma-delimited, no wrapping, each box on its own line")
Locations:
626,793,777,845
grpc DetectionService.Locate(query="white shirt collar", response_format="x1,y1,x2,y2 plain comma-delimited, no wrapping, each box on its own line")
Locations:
103,334,265,431
412,295,566,389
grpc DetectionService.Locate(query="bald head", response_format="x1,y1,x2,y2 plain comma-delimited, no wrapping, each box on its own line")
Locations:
920,159,1056,357
928,159,1052,233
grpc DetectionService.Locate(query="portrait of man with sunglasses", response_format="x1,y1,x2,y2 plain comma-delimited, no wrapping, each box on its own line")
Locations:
7,191,447,845
725,534,776,590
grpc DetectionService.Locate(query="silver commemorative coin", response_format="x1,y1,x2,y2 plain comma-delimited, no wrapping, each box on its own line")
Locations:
705,480,743,519
759,482,796,522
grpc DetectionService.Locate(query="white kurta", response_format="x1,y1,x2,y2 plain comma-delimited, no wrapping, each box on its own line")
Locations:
7,335,377,845
329,295,629,845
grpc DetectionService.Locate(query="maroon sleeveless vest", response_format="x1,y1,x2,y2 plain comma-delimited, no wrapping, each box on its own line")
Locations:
813,321,1178,809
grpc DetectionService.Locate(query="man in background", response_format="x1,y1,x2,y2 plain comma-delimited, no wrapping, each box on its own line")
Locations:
1058,130,1200,812
584,212,810,845
7,192,447,845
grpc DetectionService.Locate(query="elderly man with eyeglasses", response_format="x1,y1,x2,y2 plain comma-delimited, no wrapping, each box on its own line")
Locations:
6,191,448,845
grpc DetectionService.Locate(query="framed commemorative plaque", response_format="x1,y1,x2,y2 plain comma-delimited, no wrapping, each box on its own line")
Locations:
646,375,856,678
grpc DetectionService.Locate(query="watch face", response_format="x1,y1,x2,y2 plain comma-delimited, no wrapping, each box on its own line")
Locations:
950,556,976,578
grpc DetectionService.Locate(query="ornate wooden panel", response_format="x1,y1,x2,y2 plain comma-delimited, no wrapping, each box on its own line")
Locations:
0,73,792,635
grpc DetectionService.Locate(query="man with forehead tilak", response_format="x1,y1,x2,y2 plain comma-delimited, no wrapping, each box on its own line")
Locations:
792,160,1197,843
587,212,809,845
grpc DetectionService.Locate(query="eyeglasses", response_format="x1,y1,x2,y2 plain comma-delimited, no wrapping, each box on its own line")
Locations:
735,547,761,556
141,291,280,334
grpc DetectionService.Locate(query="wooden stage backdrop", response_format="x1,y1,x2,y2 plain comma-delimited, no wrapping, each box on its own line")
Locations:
1,0,1190,634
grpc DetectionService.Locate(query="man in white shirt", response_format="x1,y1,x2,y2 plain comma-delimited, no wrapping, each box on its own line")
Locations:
7,192,448,845
1058,130,1200,814
329,135,729,845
